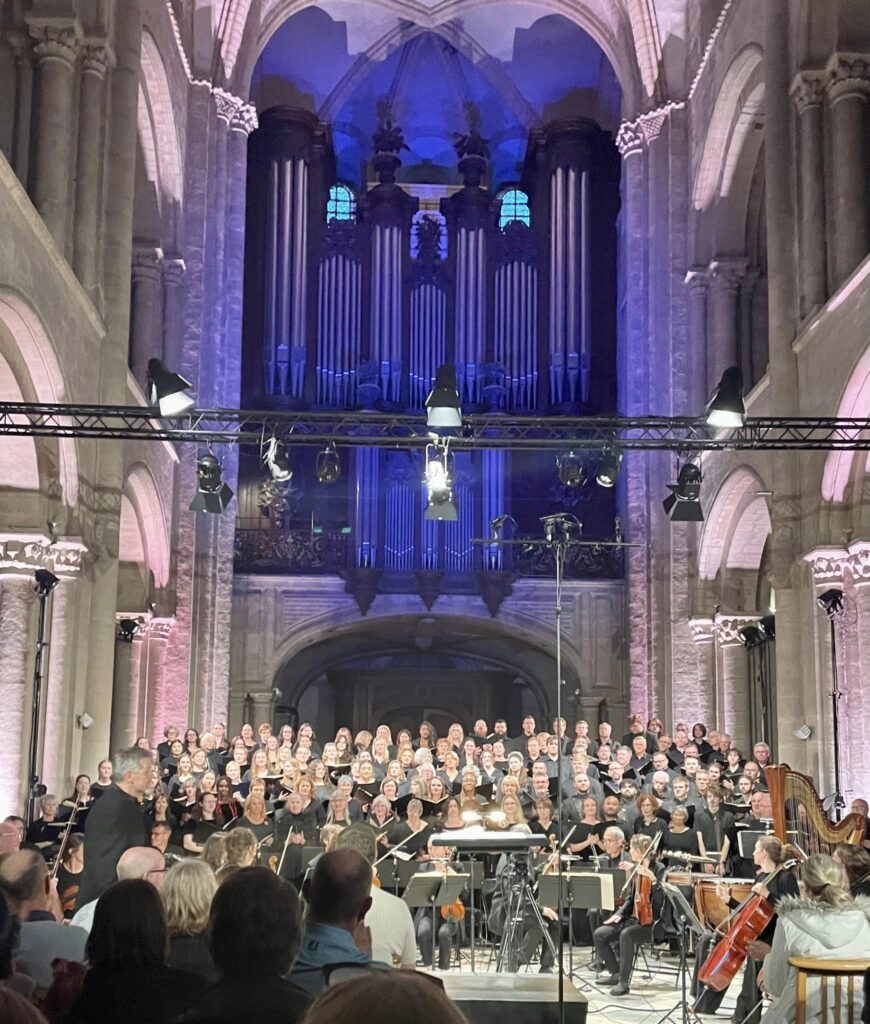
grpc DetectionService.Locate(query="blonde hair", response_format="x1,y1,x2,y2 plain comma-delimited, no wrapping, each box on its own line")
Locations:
225,827,257,866
800,853,852,908
161,859,216,936
201,832,228,872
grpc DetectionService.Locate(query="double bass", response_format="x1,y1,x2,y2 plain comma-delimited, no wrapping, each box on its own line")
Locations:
697,858,798,992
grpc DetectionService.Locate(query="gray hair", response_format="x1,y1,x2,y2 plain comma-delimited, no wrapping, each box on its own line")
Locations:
112,747,151,782
603,826,626,844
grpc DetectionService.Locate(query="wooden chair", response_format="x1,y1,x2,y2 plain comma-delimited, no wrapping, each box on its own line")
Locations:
788,955,870,1024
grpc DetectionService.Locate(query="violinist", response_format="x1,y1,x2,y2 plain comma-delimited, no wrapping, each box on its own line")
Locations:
55,833,84,918
62,775,93,825
26,795,63,857
592,833,664,996
584,827,627,970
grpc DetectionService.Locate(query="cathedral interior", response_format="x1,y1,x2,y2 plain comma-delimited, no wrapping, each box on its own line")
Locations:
1,0,870,818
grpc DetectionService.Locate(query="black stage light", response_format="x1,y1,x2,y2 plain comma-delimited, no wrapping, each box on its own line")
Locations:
737,625,764,649
817,588,843,619
33,569,59,596
706,366,746,428
596,448,622,488
189,453,234,514
425,364,462,430
116,619,141,643
147,358,195,418
316,443,341,484
557,451,586,488
759,614,776,640
663,463,704,522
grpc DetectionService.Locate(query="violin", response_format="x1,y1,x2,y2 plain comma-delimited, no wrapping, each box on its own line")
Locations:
618,831,662,926
698,858,798,992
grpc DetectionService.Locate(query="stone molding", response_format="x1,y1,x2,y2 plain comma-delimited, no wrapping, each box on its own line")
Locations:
616,101,684,156
615,121,644,157
690,616,715,643
162,256,187,286
826,52,870,103
213,87,241,125
81,38,114,78
231,103,259,137
684,267,708,292
847,541,870,586
131,245,164,283
27,24,80,67
708,256,749,292
0,533,88,578
715,614,760,646
791,70,826,112
803,546,848,586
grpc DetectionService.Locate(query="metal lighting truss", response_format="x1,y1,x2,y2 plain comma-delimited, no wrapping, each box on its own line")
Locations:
3,401,870,452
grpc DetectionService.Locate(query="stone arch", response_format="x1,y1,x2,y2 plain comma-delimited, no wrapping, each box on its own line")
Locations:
0,352,40,491
698,465,771,582
122,463,172,590
138,30,184,240
692,45,764,213
0,287,78,505
821,342,870,504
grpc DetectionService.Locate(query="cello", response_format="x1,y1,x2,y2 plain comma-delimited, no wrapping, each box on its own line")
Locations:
697,858,798,992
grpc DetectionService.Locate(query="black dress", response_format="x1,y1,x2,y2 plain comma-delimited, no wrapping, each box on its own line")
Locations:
67,963,204,1024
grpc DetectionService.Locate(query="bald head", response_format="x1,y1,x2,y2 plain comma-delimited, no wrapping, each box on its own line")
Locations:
306,848,372,930
0,821,20,855
0,850,48,911
116,846,166,886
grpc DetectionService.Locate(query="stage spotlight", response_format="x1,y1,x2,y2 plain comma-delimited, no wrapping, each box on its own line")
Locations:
737,624,764,649
116,619,141,643
706,366,746,428
817,588,843,619
557,451,586,488
189,453,234,514
759,614,776,640
424,445,457,521
663,463,704,522
263,436,293,482
596,448,622,488
147,358,195,418
33,569,59,596
425,364,462,430
316,442,341,484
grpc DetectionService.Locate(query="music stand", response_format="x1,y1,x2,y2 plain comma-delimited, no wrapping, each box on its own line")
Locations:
455,857,484,972
404,873,469,971
737,829,771,860
655,882,708,1024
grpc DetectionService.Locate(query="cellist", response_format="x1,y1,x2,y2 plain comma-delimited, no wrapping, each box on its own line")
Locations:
592,833,665,997
692,835,799,1021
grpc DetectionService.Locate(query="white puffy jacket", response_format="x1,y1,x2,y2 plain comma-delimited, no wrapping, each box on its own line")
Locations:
761,894,870,1024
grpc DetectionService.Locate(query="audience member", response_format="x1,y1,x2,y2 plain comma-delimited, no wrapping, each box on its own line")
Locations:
71,845,166,934
175,867,310,1023
223,826,257,868
0,986,49,1024
0,893,35,1001
161,859,217,980
0,849,87,990
66,879,204,1023
301,971,469,1024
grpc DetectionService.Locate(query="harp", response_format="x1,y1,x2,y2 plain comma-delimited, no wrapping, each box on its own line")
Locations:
766,765,865,855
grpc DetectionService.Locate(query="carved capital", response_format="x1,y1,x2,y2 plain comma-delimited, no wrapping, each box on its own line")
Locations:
6,29,33,65
803,546,848,587
213,87,241,125
81,38,114,78
131,245,164,284
684,267,708,293
708,256,748,292
827,52,870,103
162,256,187,287
690,616,715,644
231,103,259,136
28,23,80,67
0,533,88,579
791,70,826,112
846,540,870,586
615,121,644,157
715,614,760,646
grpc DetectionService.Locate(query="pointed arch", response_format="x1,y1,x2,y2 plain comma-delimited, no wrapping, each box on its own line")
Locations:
698,465,770,581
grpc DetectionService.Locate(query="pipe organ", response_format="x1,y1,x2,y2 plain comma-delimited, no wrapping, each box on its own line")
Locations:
241,110,619,577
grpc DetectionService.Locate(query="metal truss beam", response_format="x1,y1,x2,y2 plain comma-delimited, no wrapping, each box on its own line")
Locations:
2,401,870,451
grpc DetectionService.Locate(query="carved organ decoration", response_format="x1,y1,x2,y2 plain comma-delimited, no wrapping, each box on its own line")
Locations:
409,213,448,409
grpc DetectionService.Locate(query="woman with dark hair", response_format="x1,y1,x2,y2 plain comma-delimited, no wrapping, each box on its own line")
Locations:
301,971,467,1024
56,832,85,918
66,879,204,1023
834,842,870,897
62,775,93,821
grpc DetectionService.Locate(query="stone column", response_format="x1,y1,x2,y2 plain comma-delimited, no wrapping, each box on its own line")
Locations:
707,257,747,393
738,267,759,386
0,579,33,817
791,71,827,316
684,269,708,412
74,39,113,303
129,245,164,390
845,543,870,800
826,54,870,289
715,615,757,750
25,20,80,250
689,617,716,726
161,256,186,370
6,30,33,185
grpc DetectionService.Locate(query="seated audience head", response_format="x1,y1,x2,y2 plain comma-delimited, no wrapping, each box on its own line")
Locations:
160,859,216,937
799,853,852,907
209,866,302,979
833,843,870,890
306,849,372,930
333,824,377,867
0,850,51,916
87,879,167,967
201,831,228,872
302,970,469,1024
850,798,869,817
0,820,20,855
117,846,167,887
224,827,258,867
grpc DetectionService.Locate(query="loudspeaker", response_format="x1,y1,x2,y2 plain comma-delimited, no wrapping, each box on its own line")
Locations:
440,973,587,1024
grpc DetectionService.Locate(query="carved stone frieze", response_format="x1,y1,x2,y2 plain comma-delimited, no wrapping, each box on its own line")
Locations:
715,614,760,646
791,70,826,112
689,616,715,643
803,547,848,587
827,52,870,103
0,533,88,577
28,24,80,67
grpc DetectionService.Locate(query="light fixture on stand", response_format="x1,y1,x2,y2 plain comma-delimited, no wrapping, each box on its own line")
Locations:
189,453,233,514
27,568,60,826
705,366,746,428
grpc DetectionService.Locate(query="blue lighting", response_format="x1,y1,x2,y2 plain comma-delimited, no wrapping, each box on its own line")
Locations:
499,189,531,228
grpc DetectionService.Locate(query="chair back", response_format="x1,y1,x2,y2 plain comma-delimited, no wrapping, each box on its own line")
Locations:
788,955,870,1024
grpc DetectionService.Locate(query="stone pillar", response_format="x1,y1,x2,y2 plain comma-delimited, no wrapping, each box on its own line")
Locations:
844,543,870,801
41,580,74,795
791,71,827,316
161,256,186,370
715,615,757,750
129,245,164,390
684,269,708,412
74,39,113,303
738,267,760,386
826,54,870,289
26,20,80,250
707,258,747,393
0,579,33,817
5,30,33,185
689,617,716,726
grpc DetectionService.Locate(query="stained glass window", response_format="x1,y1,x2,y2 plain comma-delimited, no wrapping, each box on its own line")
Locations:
499,188,531,229
327,184,356,222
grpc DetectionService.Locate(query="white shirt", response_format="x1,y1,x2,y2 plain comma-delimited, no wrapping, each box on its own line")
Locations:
69,898,97,934
366,884,417,967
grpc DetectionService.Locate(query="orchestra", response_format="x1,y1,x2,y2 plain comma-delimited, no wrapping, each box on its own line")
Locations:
35,712,867,1013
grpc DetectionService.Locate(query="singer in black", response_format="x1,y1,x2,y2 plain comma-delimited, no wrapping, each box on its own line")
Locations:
592,833,665,996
